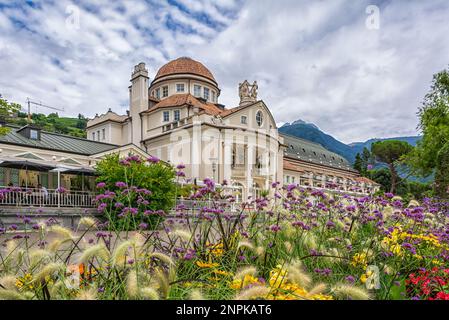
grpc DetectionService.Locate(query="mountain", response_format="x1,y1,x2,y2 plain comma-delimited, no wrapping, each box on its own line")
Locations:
279,120,421,163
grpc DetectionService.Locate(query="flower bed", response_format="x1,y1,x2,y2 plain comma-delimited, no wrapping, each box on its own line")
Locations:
1,161,448,300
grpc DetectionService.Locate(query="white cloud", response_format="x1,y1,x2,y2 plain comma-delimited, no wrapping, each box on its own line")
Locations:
0,0,448,143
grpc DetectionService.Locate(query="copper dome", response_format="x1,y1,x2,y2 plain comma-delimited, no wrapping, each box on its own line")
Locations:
153,57,217,84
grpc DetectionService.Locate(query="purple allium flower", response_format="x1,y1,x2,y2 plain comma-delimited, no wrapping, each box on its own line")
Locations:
96,182,106,189
176,164,185,170
345,275,356,283
138,222,148,230
147,156,160,163
326,220,335,229
385,192,394,199
115,181,127,188
97,203,107,213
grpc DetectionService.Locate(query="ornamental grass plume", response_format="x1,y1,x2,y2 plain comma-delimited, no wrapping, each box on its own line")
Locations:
302,232,317,250
306,283,327,298
284,241,293,254
0,289,25,300
79,243,110,264
408,199,420,207
234,266,258,281
0,275,17,290
50,225,74,240
78,217,97,229
111,240,133,266
76,287,98,300
237,240,255,251
255,246,265,258
126,270,139,299
332,283,371,300
153,268,170,299
285,260,311,289
140,287,160,300
149,252,175,266
234,285,270,300
170,229,193,242
34,262,65,282
189,289,206,300
29,249,52,268
48,238,72,252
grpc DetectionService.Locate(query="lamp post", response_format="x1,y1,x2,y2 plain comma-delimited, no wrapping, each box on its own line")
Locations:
212,162,217,182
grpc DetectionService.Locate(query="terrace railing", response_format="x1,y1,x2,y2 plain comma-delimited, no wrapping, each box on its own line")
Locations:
0,187,96,208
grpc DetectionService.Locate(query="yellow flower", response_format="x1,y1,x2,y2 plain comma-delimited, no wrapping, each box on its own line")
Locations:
196,261,219,268
212,269,231,276
360,270,373,284
230,274,262,289
206,242,224,257
351,253,368,269
432,259,442,266
269,265,288,288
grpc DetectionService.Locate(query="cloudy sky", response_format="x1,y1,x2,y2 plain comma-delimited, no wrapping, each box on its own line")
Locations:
0,0,448,143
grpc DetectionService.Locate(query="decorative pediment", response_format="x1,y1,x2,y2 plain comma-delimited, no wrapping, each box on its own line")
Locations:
58,157,82,165
15,152,44,160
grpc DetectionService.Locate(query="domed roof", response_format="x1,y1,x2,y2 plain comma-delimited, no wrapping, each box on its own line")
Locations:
153,57,217,84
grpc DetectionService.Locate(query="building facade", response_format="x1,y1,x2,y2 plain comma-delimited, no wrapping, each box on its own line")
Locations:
87,57,378,199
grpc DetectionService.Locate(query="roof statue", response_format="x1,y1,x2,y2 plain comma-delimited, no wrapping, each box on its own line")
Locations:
239,80,258,106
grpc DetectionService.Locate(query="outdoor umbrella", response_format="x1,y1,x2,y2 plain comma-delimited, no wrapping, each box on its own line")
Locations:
0,159,55,188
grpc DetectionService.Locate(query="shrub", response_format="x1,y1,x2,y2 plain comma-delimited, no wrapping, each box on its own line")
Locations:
95,154,176,230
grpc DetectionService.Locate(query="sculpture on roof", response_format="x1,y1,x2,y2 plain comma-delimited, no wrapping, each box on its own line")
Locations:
250,81,258,99
239,80,258,106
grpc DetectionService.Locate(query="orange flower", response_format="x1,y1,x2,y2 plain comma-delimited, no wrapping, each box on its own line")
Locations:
79,263,85,275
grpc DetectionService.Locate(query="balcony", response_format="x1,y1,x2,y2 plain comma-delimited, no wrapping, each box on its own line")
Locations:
0,187,96,208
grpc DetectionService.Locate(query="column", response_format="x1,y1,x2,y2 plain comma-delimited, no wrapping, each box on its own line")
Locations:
191,118,201,179
246,145,253,198
223,142,232,182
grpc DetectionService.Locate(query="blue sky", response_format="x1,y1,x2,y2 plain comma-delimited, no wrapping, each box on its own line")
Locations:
1,0,449,143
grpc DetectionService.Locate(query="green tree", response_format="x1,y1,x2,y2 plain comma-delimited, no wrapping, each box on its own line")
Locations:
76,113,87,129
371,140,413,194
353,153,363,172
409,67,449,195
0,94,21,135
434,142,449,198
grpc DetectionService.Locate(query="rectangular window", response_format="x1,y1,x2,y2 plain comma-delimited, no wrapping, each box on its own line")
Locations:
162,86,168,97
194,85,201,97
102,128,105,140
212,91,216,102
203,87,209,100
155,88,160,99
176,84,184,92
174,110,180,121
30,129,38,140
163,111,170,122
92,132,95,140
97,130,100,141
241,116,247,124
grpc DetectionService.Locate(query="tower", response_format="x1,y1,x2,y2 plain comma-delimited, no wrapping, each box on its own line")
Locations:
129,62,149,147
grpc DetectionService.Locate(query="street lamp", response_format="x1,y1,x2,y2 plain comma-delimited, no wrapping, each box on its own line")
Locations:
212,162,217,181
